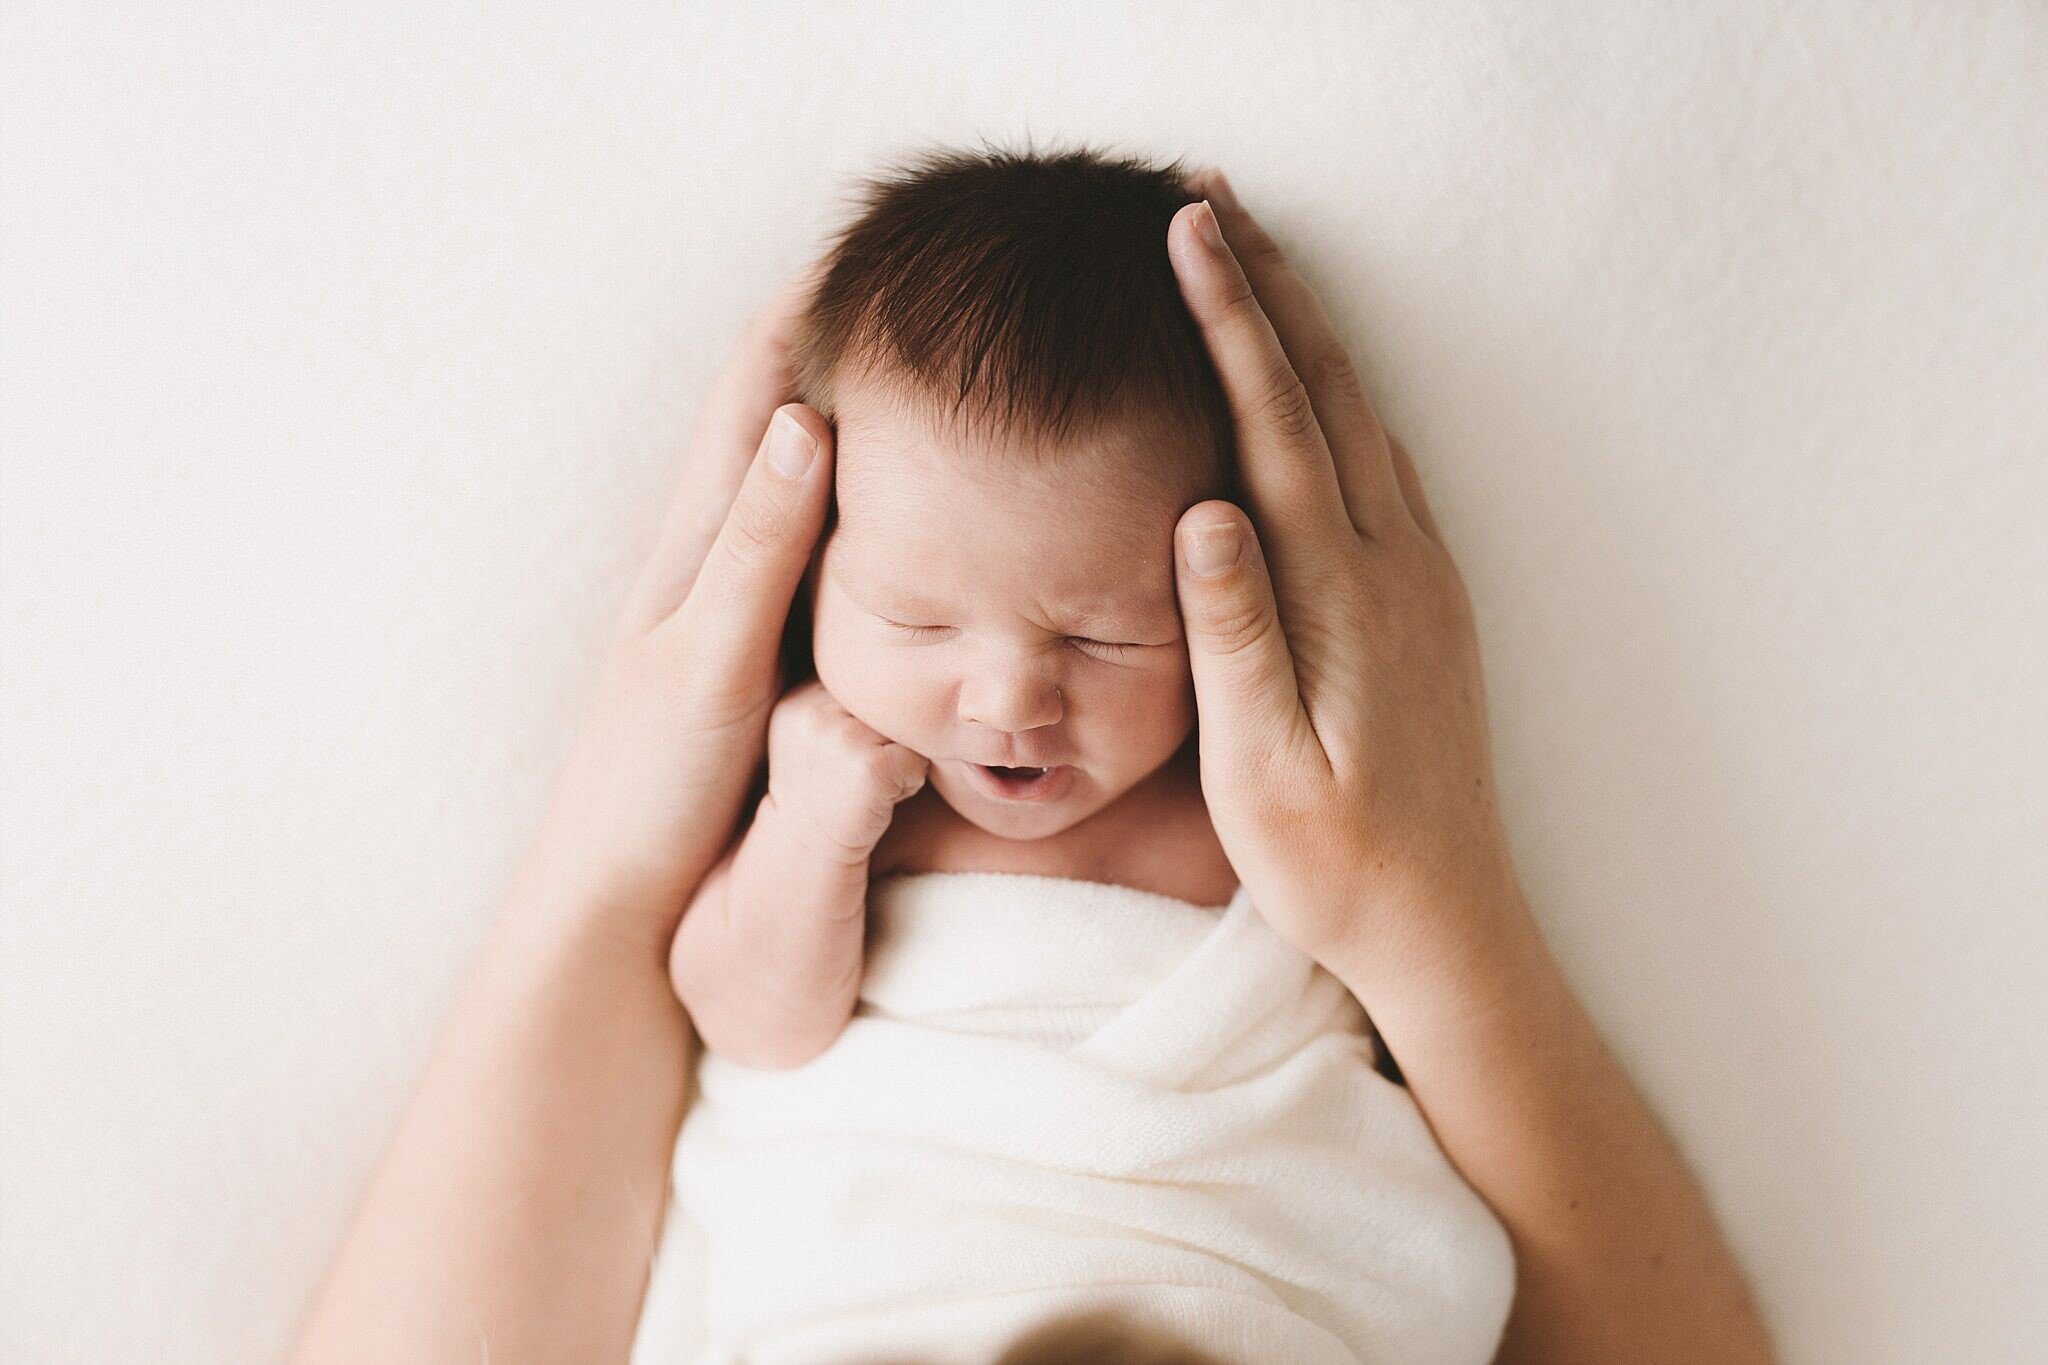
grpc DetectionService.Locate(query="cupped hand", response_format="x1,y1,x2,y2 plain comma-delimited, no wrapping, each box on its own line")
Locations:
504,262,837,952
1167,171,1523,971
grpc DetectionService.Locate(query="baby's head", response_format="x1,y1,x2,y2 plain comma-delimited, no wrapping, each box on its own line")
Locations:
787,141,1237,841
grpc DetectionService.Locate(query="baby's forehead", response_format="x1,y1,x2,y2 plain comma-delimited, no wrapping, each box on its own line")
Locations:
834,379,1214,497
835,419,1205,520
839,454,1179,521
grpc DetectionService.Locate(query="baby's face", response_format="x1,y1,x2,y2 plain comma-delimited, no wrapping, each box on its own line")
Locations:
810,377,1213,842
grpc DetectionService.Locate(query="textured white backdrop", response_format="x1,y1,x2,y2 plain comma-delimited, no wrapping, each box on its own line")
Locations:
3,2,2043,1361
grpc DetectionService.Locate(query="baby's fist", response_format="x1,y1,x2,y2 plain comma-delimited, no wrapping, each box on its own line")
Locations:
762,679,930,865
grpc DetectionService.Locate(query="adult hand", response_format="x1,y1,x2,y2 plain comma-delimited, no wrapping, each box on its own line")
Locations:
1170,174,1776,1365
289,263,841,1365
506,261,836,951
1166,171,1521,973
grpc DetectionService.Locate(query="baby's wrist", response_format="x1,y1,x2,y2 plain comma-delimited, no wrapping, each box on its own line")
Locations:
757,789,886,881
675,798,871,979
677,812,870,1069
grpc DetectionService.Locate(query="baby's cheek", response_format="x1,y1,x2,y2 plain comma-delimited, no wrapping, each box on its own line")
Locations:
812,623,915,739
1125,660,1198,749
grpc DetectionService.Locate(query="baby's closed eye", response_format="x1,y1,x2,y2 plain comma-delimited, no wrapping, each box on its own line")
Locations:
880,618,1154,661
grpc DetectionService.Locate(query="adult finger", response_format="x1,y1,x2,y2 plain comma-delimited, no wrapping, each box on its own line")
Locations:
1172,500,1317,770
1386,433,1446,548
617,257,830,640
1182,169,1412,544
1166,198,1358,614
657,404,832,711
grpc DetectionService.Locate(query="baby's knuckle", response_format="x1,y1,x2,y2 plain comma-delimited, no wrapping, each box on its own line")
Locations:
797,728,872,788
853,743,904,789
767,692,817,741
796,688,850,733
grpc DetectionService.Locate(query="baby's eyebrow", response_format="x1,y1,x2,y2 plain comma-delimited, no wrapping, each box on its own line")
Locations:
869,587,951,620
1062,604,1179,638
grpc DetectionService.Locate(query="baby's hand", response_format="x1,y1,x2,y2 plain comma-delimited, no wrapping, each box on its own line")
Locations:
668,680,926,1069
761,678,931,867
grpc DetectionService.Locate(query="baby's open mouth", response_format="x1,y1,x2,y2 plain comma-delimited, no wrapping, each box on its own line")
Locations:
964,762,1073,803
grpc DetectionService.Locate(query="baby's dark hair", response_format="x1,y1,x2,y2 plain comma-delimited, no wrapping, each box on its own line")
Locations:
787,137,1239,496
857,1303,1235,1365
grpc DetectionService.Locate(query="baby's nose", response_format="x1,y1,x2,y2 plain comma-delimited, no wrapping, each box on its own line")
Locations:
959,670,1063,735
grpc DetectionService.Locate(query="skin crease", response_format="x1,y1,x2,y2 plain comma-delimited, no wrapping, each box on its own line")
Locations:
809,371,1238,897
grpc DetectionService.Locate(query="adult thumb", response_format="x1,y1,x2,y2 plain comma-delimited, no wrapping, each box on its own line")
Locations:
666,404,833,676
1173,502,1308,761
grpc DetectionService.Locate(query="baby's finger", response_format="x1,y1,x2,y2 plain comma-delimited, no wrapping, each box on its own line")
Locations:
822,741,927,858
877,741,933,803
659,405,832,716
616,257,830,641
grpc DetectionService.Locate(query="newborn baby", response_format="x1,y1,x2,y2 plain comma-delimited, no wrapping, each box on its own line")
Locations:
669,150,1248,1070
669,374,1236,1067
643,146,1512,1365
670,362,1238,1074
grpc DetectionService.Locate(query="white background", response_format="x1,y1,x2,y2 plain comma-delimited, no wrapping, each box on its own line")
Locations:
3,3,2044,1361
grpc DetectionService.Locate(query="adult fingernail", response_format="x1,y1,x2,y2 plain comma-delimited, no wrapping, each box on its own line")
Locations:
765,407,815,479
1194,200,1226,254
1184,521,1242,577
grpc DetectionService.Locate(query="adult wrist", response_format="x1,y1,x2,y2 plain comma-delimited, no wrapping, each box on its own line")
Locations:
497,837,718,964
1318,862,1547,1022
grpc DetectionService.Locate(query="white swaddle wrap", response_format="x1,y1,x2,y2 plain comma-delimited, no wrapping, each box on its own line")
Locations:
632,871,1514,1365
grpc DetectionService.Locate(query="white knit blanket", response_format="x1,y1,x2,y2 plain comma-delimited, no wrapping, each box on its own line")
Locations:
631,870,1514,1364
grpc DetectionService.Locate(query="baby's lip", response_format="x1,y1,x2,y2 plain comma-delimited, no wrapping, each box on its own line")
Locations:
963,758,1065,772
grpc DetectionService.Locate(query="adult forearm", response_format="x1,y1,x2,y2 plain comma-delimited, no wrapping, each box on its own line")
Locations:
287,887,689,1365
1326,876,1774,1365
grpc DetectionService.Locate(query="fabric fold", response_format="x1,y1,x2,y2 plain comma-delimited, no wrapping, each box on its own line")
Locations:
631,870,1513,1365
